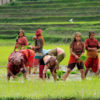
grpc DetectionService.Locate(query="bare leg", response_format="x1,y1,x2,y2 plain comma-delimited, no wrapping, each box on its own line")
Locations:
63,68,71,81
26,67,29,74
26,67,31,74
51,72,57,81
80,69,85,80
7,75,10,80
85,68,89,77
29,67,31,74
33,66,38,74
95,71,99,76
23,73,26,79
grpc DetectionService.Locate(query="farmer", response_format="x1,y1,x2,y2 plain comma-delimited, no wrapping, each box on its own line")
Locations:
85,31,100,77
32,29,44,74
7,49,35,80
7,51,26,80
64,32,85,81
39,55,58,81
39,48,65,78
15,29,28,50
21,49,35,74
47,47,65,64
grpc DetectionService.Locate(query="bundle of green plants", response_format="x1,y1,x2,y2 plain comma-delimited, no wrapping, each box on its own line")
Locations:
17,72,23,77
25,46,32,49
46,71,51,79
79,55,87,62
57,70,65,79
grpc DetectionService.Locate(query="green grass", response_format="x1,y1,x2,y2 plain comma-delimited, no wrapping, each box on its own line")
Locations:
0,0,100,40
1,21,100,41
2,3,100,9
0,41,70,66
0,39,99,99
0,38,100,67
1,21,100,25
1,15,100,23
0,0,100,99
0,67,100,100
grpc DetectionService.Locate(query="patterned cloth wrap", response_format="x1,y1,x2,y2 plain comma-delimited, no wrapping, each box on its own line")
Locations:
9,51,24,66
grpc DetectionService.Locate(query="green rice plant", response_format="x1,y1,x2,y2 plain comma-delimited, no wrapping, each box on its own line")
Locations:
46,71,51,79
79,55,87,62
70,70,79,74
57,70,65,79
17,72,23,77
0,66,100,100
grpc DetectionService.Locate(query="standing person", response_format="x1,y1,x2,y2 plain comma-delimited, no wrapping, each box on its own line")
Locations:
33,29,44,74
39,55,58,81
15,29,28,50
64,32,85,81
85,31,100,77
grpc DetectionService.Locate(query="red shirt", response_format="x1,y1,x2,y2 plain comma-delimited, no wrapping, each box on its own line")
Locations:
15,36,28,48
21,49,35,66
85,38,100,50
70,41,84,55
7,62,24,74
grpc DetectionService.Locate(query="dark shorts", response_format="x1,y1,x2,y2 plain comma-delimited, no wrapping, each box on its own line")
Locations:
7,69,26,77
67,62,84,70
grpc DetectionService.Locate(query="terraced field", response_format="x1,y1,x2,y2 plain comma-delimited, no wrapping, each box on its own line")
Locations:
0,0,100,42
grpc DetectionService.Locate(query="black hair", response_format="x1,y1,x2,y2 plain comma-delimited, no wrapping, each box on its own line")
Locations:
89,31,95,38
16,30,25,42
73,38,77,42
73,32,81,42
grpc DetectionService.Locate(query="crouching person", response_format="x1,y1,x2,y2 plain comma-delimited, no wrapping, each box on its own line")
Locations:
7,51,26,80
39,48,65,78
40,55,58,81
21,49,35,74
47,47,65,64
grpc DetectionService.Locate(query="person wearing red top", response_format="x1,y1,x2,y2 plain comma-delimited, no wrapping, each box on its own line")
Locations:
7,51,26,80
64,32,85,81
21,49,35,74
7,49,35,80
85,31,100,77
15,29,28,50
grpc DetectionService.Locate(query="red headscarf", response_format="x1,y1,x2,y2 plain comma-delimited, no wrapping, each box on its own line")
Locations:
35,29,42,36
35,29,45,46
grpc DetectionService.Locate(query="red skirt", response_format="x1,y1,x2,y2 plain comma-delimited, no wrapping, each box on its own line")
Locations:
33,59,40,67
39,65,45,78
26,50,35,68
85,56,99,73
68,54,81,64
26,55,34,67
